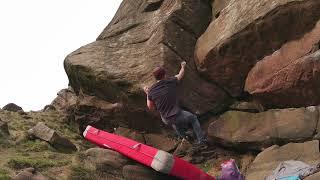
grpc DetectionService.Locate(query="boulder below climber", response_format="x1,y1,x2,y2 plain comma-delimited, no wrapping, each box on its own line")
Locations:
144,133,179,152
85,148,129,176
246,140,320,180
208,106,320,150
114,127,145,143
122,165,177,180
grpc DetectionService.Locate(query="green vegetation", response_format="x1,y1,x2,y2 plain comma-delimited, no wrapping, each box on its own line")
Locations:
8,156,69,170
199,161,214,172
0,169,11,180
0,139,11,148
68,165,96,180
0,110,87,179
75,151,86,162
19,140,50,152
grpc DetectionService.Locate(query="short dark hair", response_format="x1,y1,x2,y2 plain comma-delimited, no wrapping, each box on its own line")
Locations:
153,67,166,80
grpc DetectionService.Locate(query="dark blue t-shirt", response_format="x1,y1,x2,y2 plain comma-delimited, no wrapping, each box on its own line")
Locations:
148,77,181,119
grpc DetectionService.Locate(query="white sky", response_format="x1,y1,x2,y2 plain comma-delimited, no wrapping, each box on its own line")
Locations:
0,0,122,111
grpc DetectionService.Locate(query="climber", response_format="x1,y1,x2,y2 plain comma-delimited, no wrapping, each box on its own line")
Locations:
143,61,207,147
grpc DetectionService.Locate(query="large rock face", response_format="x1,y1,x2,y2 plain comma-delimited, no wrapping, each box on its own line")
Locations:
211,0,231,18
71,92,162,133
64,0,232,118
245,23,320,108
246,140,320,180
208,106,320,150
195,0,320,97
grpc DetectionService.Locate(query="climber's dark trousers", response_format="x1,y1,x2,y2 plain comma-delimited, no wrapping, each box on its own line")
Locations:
161,110,205,144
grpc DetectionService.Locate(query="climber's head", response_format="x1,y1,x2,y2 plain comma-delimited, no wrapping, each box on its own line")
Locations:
153,66,166,80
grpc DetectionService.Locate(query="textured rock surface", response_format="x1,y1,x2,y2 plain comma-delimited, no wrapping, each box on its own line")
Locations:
85,148,177,179
122,165,177,180
42,105,56,112
50,88,77,111
195,0,320,97
65,92,114,132
246,141,320,180
114,127,145,143
229,101,264,113
3,103,23,112
305,172,320,180
64,0,231,117
71,93,160,133
211,0,231,18
85,148,129,176
14,167,48,180
245,41,320,108
28,122,77,152
144,133,179,152
208,106,320,150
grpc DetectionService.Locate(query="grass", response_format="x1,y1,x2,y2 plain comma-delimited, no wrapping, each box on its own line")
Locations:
19,140,51,152
8,156,69,170
0,139,11,148
0,110,87,179
68,165,96,180
75,151,86,162
199,161,214,173
0,169,10,180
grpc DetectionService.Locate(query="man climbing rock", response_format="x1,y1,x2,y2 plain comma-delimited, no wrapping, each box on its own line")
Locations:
143,61,207,147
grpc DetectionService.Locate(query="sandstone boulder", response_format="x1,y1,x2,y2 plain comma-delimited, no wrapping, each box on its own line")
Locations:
42,105,56,112
305,172,320,180
50,88,77,111
72,93,151,133
195,0,320,97
211,0,231,18
122,165,177,180
144,133,179,152
114,127,145,143
245,49,320,109
3,103,23,112
246,140,320,180
208,106,320,150
85,148,129,176
64,0,231,119
229,101,264,113
28,122,77,152
14,167,48,180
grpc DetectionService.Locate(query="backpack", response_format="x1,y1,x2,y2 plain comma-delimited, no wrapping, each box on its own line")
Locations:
220,159,245,180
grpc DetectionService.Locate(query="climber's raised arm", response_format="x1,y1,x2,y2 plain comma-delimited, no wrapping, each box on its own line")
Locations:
175,61,186,81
